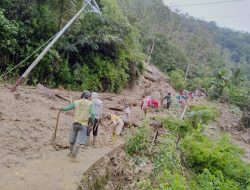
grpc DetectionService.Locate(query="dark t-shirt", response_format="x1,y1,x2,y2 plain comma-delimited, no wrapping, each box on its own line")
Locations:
163,95,171,103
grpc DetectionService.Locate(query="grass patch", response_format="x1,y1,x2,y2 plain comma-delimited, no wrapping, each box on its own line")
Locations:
125,104,250,190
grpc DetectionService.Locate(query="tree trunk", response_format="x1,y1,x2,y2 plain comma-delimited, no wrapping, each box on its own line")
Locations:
146,24,158,65
58,0,64,32
185,62,190,80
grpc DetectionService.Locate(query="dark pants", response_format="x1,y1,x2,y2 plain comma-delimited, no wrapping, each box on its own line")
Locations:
87,118,99,137
167,102,171,109
69,123,87,145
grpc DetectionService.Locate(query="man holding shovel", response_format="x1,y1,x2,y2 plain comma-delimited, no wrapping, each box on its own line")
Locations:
57,90,92,160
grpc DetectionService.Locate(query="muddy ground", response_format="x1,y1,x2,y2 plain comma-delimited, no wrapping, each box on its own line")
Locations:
0,65,249,189
0,65,176,189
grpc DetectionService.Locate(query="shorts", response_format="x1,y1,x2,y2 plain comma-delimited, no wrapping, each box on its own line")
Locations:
69,122,88,145
115,120,124,135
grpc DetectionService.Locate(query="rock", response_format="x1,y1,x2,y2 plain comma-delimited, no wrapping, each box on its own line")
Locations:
144,74,157,82
104,181,114,190
134,166,141,174
98,167,107,177
141,163,153,176
151,90,161,100
242,105,250,128
110,157,118,166
138,161,147,168
124,172,133,181
14,93,21,100
150,120,162,128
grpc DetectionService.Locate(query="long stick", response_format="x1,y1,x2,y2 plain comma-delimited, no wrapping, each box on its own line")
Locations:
181,105,187,119
149,130,159,153
11,4,87,92
51,110,62,143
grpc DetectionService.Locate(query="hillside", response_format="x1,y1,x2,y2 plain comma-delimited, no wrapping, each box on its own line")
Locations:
0,0,250,189
1,64,250,189
0,0,249,123
0,65,175,189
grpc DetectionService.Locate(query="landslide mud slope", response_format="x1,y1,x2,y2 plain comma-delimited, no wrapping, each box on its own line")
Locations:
1,64,248,190
0,65,175,190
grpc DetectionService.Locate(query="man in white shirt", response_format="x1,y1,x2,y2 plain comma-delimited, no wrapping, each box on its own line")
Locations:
123,103,131,128
87,92,103,146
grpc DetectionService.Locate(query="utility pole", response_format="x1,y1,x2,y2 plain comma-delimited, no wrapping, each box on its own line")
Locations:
11,0,101,92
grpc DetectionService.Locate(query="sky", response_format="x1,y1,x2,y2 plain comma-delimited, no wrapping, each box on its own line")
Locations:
163,0,250,32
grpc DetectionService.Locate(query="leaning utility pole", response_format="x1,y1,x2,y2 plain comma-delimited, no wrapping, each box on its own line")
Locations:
11,0,100,92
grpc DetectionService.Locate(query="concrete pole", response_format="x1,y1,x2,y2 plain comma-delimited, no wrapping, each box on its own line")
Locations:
11,4,87,91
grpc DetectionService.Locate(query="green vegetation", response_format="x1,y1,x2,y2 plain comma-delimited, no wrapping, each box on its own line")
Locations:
186,104,219,127
117,0,250,126
126,105,250,189
169,70,187,91
125,122,151,156
0,0,144,92
1,0,249,124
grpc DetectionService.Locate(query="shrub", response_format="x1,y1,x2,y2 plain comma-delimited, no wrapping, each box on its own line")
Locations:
155,170,187,190
169,70,187,90
153,133,182,173
185,104,219,127
160,116,192,138
190,169,240,190
129,114,250,190
125,123,151,156
181,135,250,189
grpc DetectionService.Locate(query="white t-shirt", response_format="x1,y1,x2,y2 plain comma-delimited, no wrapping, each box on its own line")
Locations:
91,98,103,119
123,107,131,123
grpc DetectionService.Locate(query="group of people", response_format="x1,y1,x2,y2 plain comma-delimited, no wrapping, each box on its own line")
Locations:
57,90,131,160
141,93,172,116
140,89,204,115
57,89,202,160
176,89,205,108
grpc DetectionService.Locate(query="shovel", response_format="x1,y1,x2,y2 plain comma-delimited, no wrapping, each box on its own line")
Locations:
51,110,61,144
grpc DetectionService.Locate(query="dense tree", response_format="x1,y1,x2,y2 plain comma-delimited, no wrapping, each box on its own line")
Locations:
0,0,249,123
0,0,144,92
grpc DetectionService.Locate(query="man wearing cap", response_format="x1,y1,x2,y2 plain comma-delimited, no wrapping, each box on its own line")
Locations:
60,90,92,159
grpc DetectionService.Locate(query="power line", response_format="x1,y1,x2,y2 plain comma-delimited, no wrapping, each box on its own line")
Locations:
180,0,246,7
208,14,250,19
0,7,76,79
0,34,56,79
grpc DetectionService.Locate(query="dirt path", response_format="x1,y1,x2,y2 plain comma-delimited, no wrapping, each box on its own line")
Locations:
0,139,123,190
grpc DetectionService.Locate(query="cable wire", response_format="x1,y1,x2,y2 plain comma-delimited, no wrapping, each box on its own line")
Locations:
0,34,57,79
180,0,246,7
0,7,76,79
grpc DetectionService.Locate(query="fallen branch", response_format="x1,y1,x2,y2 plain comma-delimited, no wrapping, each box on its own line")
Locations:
146,68,154,75
37,83,70,102
108,107,123,112
37,83,55,98
16,125,25,134
181,106,187,119
65,112,74,116
149,130,159,153
131,122,139,128
144,75,157,82
55,94,71,102
102,95,117,101
240,135,249,144
230,122,246,135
